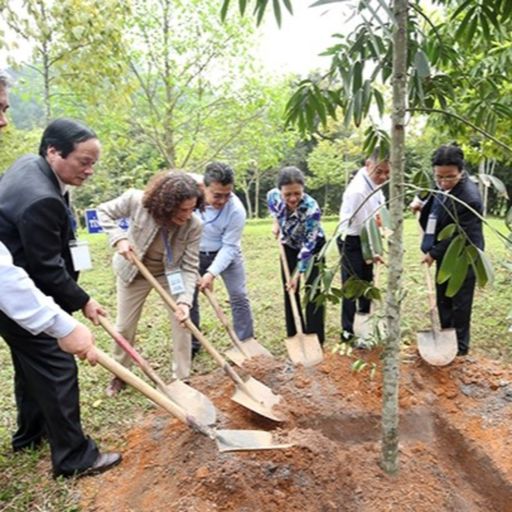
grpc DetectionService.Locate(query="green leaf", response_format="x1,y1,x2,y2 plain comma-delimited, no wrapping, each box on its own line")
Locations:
352,359,368,373
282,0,293,14
437,234,465,284
414,49,431,78
373,88,385,117
506,206,512,232
379,205,392,231
352,60,362,94
437,223,456,241
475,248,494,288
353,89,363,126
310,0,346,6
445,258,469,297
220,0,231,21
239,0,248,15
272,0,282,26
360,226,373,262
367,216,383,256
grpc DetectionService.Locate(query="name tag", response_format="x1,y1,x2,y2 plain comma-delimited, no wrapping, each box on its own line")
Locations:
166,270,185,295
69,240,92,271
425,214,437,235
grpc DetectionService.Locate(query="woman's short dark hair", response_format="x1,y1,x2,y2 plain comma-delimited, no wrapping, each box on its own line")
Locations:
431,144,465,171
204,162,234,186
142,171,204,227
277,166,305,188
39,118,97,158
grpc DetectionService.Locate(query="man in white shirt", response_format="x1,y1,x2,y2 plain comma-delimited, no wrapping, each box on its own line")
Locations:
337,150,390,341
189,162,254,356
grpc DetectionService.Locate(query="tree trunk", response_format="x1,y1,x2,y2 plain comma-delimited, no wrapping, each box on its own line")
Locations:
39,2,51,123
254,168,260,218
381,0,408,475
243,183,253,219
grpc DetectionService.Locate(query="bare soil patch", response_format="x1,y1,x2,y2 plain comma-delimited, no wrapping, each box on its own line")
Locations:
80,349,512,512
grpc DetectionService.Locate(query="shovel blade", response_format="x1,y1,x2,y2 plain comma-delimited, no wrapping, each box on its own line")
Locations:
165,380,217,426
417,328,458,366
232,376,284,422
285,333,323,368
225,338,274,367
215,429,293,452
353,312,371,339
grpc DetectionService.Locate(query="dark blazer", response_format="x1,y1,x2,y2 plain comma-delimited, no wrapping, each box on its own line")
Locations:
419,172,484,261
0,154,89,319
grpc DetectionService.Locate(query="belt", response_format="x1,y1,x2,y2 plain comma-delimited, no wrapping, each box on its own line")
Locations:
200,250,219,256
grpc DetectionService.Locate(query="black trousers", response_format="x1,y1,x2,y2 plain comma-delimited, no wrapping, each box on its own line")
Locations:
280,241,325,345
1,319,98,476
337,235,373,335
435,266,476,354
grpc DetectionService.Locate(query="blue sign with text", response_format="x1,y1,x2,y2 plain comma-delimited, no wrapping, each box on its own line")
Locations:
85,209,129,234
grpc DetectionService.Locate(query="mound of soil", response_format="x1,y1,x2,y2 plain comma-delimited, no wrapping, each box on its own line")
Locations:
80,349,512,511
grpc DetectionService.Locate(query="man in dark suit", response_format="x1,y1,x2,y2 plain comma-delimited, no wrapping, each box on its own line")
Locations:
0,115,121,478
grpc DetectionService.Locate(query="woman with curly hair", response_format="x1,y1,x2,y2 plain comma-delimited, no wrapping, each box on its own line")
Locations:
97,171,203,396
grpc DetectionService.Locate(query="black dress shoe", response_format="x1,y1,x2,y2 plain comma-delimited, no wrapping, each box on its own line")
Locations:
56,452,122,479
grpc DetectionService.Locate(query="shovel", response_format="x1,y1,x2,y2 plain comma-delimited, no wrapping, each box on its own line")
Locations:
202,287,273,367
98,315,216,426
278,242,323,368
130,254,285,422
95,348,292,452
417,262,458,366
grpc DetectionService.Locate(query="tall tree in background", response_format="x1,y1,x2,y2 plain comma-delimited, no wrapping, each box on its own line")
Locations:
126,0,258,168
0,0,128,122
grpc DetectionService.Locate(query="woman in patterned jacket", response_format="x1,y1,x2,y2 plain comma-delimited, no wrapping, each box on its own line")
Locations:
267,166,326,345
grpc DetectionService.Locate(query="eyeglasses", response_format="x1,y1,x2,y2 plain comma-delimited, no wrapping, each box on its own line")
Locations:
434,175,460,183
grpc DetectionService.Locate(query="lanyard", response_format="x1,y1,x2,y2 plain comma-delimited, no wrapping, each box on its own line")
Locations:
362,173,383,207
161,229,173,265
201,205,224,226
63,193,77,236
362,173,375,193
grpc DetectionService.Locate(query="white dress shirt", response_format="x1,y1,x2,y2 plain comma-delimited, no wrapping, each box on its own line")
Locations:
339,167,385,236
0,241,77,337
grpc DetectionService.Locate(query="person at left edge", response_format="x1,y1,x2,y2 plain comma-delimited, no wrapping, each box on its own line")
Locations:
0,117,121,478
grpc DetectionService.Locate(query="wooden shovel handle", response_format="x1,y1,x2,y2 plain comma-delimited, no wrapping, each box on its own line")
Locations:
415,214,441,332
202,288,248,355
424,262,441,332
95,347,213,438
98,316,168,393
277,241,304,336
130,254,247,389
96,347,185,421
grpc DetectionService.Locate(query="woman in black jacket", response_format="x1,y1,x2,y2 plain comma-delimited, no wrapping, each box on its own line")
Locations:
414,144,484,356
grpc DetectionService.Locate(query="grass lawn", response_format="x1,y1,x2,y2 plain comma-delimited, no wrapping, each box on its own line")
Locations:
0,215,511,510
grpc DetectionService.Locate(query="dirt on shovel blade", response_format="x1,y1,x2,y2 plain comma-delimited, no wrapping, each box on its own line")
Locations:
81,349,512,512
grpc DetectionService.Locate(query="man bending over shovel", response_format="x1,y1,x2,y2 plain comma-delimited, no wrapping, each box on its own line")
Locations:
189,162,255,357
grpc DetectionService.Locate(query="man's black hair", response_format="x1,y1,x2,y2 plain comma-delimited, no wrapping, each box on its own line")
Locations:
39,118,97,159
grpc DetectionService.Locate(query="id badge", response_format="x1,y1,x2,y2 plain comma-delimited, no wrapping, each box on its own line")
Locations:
69,240,92,271
425,214,437,235
166,270,186,295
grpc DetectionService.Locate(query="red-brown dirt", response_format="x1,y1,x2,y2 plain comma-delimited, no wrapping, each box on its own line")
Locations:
80,349,512,511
